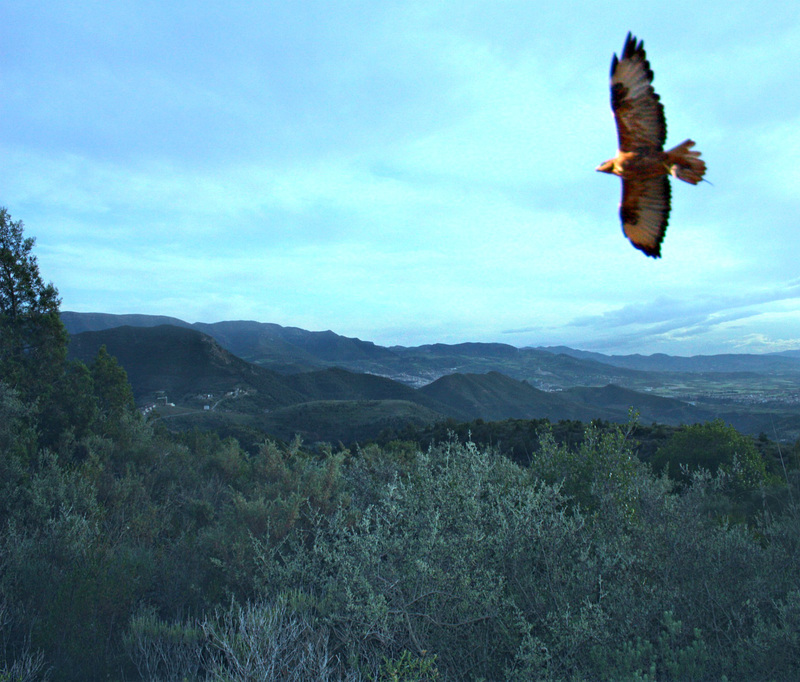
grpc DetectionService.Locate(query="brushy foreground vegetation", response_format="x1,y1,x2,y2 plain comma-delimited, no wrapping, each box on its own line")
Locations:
2,206,800,681
3,402,800,682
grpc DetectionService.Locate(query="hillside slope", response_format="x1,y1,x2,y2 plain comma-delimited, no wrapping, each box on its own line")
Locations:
561,384,712,425
281,367,450,412
67,325,304,408
260,399,443,443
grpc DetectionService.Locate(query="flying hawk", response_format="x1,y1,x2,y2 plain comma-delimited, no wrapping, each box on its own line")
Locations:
596,32,706,257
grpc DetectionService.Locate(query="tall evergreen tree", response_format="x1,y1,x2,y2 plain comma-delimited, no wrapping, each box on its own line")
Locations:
0,207,68,401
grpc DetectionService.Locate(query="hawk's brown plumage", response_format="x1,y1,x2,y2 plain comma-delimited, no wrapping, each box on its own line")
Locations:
597,32,706,258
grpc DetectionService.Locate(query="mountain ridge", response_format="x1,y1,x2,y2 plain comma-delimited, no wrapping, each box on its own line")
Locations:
62,312,800,381
62,312,800,441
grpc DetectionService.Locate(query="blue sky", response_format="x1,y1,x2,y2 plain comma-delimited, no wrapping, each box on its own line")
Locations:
3,1,799,354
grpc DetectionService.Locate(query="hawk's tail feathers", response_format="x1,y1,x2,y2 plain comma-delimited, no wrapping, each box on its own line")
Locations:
666,139,706,185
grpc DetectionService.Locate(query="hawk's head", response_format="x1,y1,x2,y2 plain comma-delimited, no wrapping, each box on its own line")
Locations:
596,159,616,174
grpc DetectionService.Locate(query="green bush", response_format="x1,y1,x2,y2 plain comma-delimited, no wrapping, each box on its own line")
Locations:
378,650,440,681
652,419,767,490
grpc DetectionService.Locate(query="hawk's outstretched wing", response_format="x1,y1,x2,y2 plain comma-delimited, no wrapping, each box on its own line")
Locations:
620,176,671,257
611,33,666,152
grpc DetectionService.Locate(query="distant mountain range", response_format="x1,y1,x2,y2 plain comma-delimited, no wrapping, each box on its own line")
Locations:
62,312,800,384
62,312,800,442
536,345,800,374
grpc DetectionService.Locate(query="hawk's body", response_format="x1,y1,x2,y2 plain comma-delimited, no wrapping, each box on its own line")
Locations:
597,32,706,258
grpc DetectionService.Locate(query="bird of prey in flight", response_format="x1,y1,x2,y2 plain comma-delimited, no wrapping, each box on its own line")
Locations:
597,32,706,258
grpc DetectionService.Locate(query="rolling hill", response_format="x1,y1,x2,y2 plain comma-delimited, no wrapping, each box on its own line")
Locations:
417,371,610,422
259,399,444,444
280,366,449,413
561,384,714,425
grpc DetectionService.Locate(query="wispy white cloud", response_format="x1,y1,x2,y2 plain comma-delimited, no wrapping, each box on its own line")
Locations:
566,282,800,331
519,283,800,354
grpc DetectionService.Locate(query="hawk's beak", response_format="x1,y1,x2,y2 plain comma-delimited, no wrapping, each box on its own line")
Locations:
596,160,614,174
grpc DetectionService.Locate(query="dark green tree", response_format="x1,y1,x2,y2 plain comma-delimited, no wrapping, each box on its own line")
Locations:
38,361,98,455
0,207,68,402
90,345,136,426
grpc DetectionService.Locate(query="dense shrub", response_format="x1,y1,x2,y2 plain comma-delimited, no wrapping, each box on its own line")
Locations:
76,427,799,681
239,432,798,681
